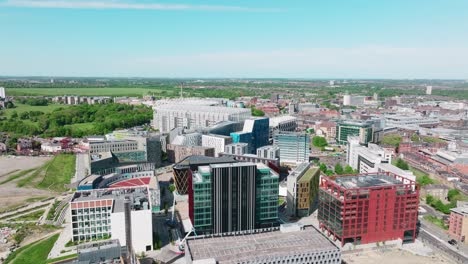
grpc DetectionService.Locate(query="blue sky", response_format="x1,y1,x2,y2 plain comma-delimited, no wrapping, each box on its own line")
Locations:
1,0,468,78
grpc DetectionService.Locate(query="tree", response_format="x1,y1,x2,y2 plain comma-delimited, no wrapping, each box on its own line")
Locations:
320,163,327,173
312,136,328,148
251,107,265,117
344,165,354,174
10,111,18,119
411,134,420,142
334,163,344,175
395,158,409,170
448,189,460,202
426,195,434,205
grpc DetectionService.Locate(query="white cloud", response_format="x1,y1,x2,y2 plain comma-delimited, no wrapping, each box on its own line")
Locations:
3,0,280,12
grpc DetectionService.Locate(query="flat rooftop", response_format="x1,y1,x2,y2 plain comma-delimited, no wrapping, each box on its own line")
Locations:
334,174,403,189
186,225,339,264
299,167,320,183
72,187,150,213
173,156,236,169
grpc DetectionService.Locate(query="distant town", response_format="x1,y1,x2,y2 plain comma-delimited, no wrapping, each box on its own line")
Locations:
0,78,467,264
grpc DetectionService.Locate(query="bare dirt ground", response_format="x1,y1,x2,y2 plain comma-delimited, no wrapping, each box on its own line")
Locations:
343,249,454,264
0,156,54,211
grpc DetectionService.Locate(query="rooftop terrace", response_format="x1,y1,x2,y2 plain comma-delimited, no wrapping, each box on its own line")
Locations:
334,174,404,189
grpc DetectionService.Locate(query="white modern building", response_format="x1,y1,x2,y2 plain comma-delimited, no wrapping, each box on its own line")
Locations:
269,115,297,139
70,187,154,254
257,145,280,160
0,87,5,99
153,102,251,133
224,143,249,155
384,114,439,128
343,95,365,106
426,86,432,95
202,134,233,157
347,136,393,173
274,132,310,164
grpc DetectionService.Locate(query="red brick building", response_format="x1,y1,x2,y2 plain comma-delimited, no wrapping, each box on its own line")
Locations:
318,173,419,246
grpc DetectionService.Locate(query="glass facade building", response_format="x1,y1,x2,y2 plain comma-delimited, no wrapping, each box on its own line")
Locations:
336,121,373,145
189,162,279,234
274,132,310,163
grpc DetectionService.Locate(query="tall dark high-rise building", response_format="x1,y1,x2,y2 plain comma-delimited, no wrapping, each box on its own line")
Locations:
189,162,278,234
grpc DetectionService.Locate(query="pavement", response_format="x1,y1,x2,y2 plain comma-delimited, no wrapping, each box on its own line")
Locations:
72,153,89,184
48,208,75,259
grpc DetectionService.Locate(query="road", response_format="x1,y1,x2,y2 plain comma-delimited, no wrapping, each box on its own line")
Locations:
72,153,89,184
419,228,468,263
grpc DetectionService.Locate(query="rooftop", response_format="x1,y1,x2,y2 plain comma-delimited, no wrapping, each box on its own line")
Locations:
186,225,339,264
72,186,151,213
173,155,236,169
451,206,468,215
269,115,297,126
334,174,403,189
155,104,251,114
299,167,320,183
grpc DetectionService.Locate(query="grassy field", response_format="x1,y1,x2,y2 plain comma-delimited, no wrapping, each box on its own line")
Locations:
3,103,70,118
7,87,177,97
17,154,75,192
5,234,59,264
37,154,75,192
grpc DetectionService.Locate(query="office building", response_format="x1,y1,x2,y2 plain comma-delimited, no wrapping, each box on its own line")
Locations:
318,173,419,246
224,142,249,155
70,187,154,254
343,95,365,106
230,131,253,152
189,162,278,234
384,114,439,128
347,137,393,173
172,156,236,195
274,132,310,164
287,163,320,217
0,87,5,99
336,121,373,145
171,132,202,146
87,137,161,173
73,240,124,264
269,115,297,138
166,144,215,163
185,224,341,264
426,86,433,95
449,206,468,244
242,117,270,152
257,145,280,160
153,102,251,133
201,134,232,157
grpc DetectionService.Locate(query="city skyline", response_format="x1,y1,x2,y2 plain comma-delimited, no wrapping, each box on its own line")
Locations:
1,0,468,78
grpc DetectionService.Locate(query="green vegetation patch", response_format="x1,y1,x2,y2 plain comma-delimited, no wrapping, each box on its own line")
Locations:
424,215,448,230
381,134,402,147
5,234,59,264
37,154,75,192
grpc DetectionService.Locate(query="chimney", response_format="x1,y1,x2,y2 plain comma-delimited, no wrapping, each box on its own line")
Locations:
124,198,134,264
